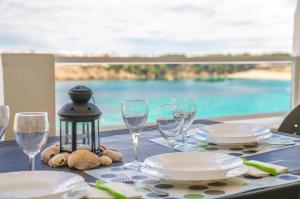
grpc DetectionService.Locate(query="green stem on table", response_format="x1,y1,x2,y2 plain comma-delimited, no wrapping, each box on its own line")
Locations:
242,158,278,176
95,181,127,199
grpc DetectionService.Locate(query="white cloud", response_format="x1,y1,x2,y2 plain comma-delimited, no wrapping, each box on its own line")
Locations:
0,0,297,55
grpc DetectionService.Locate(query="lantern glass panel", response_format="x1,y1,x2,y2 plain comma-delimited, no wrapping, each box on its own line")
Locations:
95,119,100,150
77,121,92,151
60,120,73,152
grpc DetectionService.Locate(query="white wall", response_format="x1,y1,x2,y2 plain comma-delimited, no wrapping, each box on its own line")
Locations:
0,55,3,105
293,0,300,56
1,54,56,140
292,0,300,107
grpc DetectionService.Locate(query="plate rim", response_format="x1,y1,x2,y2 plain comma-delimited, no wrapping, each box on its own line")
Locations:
144,151,244,172
0,170,88,199
141,164,248,182
202,123,271,138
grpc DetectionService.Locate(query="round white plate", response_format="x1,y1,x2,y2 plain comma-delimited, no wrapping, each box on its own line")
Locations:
0,171,88,199
201,123,272,145
142,163,248,183
144,152,246,181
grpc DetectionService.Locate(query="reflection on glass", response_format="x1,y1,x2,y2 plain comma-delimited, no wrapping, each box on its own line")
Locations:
172,98,196,151
121,99,148,170
157,104,184,152
14,112,49,170
0,105,9,140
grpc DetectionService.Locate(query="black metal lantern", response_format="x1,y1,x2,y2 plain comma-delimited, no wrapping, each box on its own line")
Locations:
58,85,102,154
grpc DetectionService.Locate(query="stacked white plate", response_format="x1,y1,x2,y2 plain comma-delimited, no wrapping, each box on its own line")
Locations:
0,171,88,199
199,123,272,145
142,152,248,183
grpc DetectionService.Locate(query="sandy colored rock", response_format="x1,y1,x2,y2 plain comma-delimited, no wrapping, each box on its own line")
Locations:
99,155,112,166
99,144,107,152
68,150,101,170
228,68,291,80
102,149,123,162
48,153,70,168
41,143,60,163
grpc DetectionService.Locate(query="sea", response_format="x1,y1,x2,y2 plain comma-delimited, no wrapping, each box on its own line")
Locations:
56,79,291,126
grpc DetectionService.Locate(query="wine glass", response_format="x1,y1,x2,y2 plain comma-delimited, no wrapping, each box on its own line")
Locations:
156,104,184,152
121,100,148,169
14,112,49,170
172,98,196,151
0,105,9,140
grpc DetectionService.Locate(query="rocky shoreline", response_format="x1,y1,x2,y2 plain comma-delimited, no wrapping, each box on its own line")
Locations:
55,64,291,81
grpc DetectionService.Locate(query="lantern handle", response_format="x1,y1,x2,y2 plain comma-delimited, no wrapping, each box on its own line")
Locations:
91,96,96,104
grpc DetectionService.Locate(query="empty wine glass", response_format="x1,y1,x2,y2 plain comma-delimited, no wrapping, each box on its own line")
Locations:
14,112,49,170
157,104,184,152
172,98,196,151
121,99,148,169
0,105,9,140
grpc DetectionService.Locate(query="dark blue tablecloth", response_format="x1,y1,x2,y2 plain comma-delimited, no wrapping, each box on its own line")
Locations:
1,119,300,199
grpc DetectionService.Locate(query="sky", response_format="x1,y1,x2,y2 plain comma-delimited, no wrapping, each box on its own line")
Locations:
0,0,297,56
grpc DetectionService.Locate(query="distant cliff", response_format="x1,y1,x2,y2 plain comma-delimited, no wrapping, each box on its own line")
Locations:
55,52,292,81
55,63,291,81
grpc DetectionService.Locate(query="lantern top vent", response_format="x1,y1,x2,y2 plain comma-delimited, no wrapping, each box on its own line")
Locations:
69,85,92,103
58,85,102,120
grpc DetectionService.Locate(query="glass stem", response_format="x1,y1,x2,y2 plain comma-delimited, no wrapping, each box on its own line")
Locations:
182,128,187,147
168,140,174,152
131,132,140,162
29,155,35,171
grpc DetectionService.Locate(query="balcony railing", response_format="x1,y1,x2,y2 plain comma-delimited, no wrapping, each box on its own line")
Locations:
1,53,299,139
55,54,294,129
55,55,291,64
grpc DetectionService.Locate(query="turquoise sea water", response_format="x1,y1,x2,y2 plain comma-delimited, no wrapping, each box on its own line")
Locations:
56,79,291,126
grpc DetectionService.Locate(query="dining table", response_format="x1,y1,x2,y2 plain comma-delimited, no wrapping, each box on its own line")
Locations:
1,119,300,199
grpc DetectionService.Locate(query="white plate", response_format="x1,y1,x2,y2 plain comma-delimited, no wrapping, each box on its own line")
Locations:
210,132,273,145
201,123,272,145
0,171,88,199
141,165,248,183
144,152,246,181
204,123,271,138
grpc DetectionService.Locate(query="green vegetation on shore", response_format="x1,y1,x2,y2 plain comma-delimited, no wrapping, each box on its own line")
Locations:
55,53,291,81
108,63,255,80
